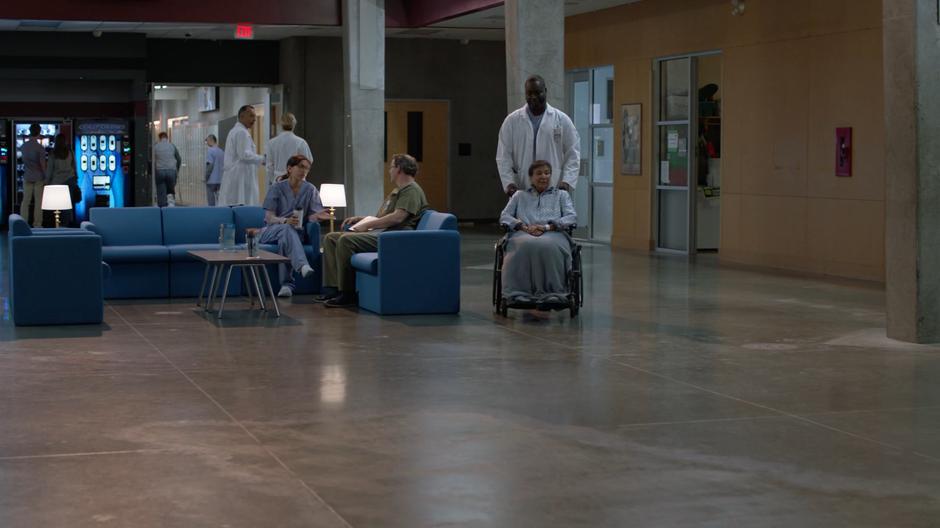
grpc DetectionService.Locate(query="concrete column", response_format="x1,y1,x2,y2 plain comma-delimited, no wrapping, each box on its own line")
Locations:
342,0,385,216
884,0,940,342
504,0,565,113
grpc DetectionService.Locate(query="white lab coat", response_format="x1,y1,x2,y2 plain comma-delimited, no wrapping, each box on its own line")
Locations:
265,131,313,185
496,103,581,191
219,122,264,206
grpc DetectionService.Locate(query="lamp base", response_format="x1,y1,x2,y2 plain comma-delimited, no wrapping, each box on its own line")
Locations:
329,207,336,233
54,210,61,228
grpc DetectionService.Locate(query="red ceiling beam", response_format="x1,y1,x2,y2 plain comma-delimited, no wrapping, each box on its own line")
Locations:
398,0,503,27
0,0,503,30
0,0,342,26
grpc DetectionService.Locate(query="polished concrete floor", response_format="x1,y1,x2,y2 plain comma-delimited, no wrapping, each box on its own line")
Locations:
1,229,939,527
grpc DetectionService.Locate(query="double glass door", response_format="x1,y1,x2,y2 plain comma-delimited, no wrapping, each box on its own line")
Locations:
654,52,722,254
567,66,614,242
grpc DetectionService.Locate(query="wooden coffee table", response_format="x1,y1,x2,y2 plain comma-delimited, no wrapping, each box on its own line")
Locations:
188,249,291,318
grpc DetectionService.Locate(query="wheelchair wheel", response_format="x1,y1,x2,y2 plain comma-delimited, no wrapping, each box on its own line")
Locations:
570,301,579,318
497,297,509,317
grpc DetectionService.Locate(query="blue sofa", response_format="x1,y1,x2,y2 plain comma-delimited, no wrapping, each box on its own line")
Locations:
82,206,321,299
8,214,105,325
351,210,460,315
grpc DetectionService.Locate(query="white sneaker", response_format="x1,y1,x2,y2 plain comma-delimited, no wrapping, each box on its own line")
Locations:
277,286,293,298
300,264,314,278
167,194,176,207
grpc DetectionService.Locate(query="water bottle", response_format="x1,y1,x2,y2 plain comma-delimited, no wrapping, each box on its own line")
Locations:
246,230,258,257
218,223,236,250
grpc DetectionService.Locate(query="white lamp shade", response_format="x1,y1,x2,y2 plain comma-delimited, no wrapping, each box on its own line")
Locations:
41,185,73,211
320,183,347,208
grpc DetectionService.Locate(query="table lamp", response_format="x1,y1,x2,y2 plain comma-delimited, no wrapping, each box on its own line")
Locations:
41,185,72,228
319,183,347,233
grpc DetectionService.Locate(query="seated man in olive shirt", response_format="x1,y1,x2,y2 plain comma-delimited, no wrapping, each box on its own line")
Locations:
318,153,429,307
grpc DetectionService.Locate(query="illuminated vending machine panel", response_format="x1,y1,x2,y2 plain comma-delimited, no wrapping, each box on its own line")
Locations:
12,122,58,226
74,120,130,222
0,120,8,224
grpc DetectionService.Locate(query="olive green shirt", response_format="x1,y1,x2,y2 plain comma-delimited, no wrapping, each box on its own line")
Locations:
377,181,429,231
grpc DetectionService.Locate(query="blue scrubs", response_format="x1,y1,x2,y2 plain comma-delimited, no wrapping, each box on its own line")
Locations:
259,180,324,289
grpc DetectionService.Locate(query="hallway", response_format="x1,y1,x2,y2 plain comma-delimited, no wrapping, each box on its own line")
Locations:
0,229,937,527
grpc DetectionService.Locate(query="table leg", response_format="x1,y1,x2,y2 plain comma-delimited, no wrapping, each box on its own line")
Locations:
197,264,210,307
217,264,235,319
241,266,254,308
205,264,221,312
249,265,267,311
260,265,280,317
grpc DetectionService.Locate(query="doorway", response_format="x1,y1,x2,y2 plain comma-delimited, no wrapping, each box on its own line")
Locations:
653,52,722,254
567,65,614,242
384,100,449,212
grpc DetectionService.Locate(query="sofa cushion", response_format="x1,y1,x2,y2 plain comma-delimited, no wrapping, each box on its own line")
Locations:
163,207,234,245
417,210,457,231
102,245,169,263
350,252,379,275
232,206,266,243
90,207,164,246
167,244,227,262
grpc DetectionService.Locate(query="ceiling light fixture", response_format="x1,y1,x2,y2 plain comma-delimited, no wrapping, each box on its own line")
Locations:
731,0,745,16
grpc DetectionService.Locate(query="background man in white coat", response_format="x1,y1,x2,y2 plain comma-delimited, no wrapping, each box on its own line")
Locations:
265,112,313,186
496,75,580,196
219,105,264,206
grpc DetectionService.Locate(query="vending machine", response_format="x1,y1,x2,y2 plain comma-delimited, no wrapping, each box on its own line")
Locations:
12,121,59,226
74,119,131,222
0,120,9,225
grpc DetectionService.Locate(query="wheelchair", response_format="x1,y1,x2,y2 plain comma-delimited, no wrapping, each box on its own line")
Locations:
492,225,583,318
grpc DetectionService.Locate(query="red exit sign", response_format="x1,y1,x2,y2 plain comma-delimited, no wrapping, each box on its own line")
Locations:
235,24,254,40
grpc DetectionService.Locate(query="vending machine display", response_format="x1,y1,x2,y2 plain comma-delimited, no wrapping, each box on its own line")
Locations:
0,120,8,224
74,119,131,221
12,122,59,226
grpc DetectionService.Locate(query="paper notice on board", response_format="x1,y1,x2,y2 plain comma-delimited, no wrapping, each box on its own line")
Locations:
678,138,687,156
660,161,671,184
667,131,679,151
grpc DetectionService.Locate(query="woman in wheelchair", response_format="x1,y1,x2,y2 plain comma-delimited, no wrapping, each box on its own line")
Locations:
498,160,577,310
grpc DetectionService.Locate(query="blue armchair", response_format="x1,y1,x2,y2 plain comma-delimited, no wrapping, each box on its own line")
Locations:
8,214,104,325
351,210,460,315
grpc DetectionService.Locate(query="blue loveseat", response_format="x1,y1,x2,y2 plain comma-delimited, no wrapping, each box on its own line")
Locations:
351,210,460,315
8,214,105,325
82,206,321,299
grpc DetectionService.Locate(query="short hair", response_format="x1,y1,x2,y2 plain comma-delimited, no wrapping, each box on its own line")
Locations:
238,105,254,118
29,123,41,136
285,154,311,171
280,112,297,130
528,160,552,176
391,154,418,177
206,134,217,143
158,131,168,140
525,75,546,90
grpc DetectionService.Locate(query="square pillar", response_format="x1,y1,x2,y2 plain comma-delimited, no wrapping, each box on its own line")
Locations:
504,0,565,112
342,0,385,215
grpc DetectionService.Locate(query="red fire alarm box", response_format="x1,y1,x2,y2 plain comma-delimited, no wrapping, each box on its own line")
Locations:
836,127,852,177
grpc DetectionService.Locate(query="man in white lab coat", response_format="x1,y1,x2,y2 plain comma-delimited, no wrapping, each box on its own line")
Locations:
496,75,580,196
265,112,313,186
218,105,264,206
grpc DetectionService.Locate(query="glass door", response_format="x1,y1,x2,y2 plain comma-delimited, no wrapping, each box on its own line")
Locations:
654,57,692,253
567,66,614,242
568,70,591,239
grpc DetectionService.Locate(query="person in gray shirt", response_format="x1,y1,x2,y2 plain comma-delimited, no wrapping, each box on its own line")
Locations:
20,123,47,227
153,131,182,207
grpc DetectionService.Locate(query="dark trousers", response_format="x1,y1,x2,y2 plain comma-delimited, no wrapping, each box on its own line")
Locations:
322,231,379,292
155,169,177,207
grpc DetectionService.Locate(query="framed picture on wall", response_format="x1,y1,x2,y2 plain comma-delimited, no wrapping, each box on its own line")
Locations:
621,103,641,175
